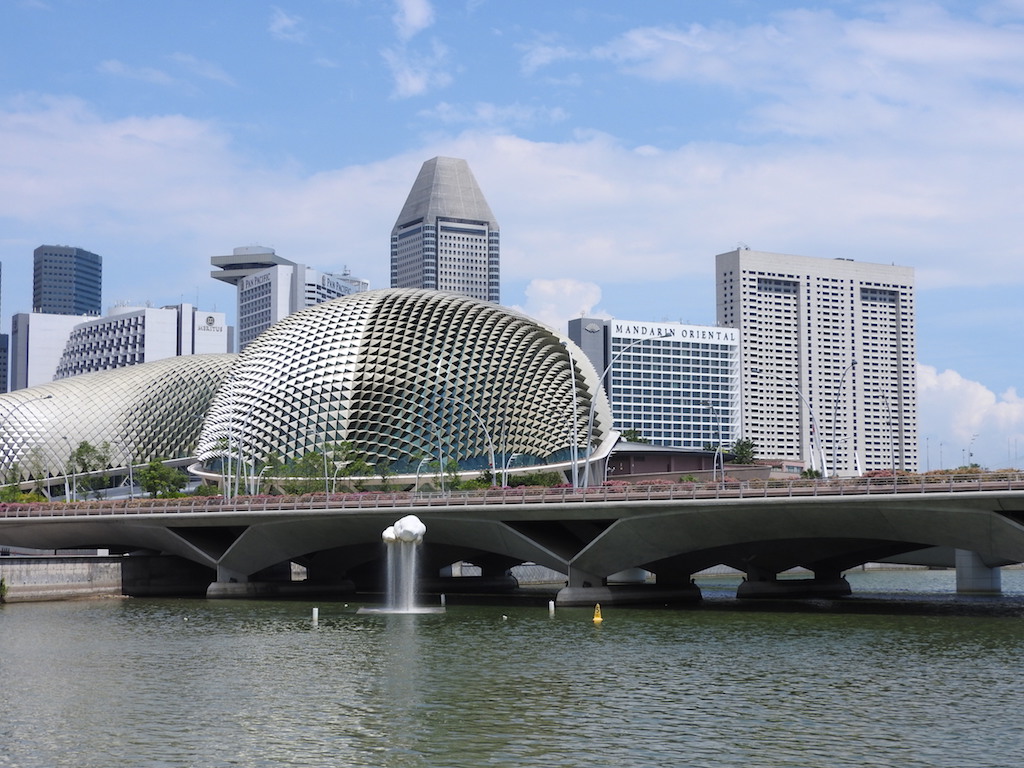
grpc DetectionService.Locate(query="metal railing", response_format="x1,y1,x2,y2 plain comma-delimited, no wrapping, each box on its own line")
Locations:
2,472,1024,519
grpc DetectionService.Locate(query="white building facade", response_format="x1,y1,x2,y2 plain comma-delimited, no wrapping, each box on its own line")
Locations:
211,246,369,350
716,248,917,476
9,304,228,389
569,317,740,451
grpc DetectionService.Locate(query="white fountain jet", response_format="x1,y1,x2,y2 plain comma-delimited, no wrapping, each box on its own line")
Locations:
359,514,445,614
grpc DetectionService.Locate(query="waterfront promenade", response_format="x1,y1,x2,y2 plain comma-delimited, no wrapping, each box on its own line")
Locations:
3,473,1024,603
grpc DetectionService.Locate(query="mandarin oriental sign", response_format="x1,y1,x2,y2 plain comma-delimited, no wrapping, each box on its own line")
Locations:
613,321,738,344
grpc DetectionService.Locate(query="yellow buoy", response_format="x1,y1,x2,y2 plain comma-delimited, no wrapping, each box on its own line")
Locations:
593,603,603,623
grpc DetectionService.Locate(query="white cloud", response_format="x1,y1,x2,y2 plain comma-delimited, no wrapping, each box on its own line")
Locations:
420,101,568,128
269,7,305,43
519,41,577,75
512,279,608,332
917,365,1024,470
2,96,1022,471
169,54,236,87
98,60,175,86
392,0,435,42
381,40,452,98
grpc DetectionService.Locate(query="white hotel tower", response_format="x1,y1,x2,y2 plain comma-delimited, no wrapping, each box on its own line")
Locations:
716,248,917,476
569,317,740,451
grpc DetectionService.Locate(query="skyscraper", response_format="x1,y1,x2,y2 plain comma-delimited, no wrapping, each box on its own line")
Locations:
391,157,500,303
211,245,369,350
33,245,102,316
716,248,917,476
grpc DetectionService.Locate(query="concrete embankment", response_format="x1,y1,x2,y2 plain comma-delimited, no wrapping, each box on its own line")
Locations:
0,557,123,602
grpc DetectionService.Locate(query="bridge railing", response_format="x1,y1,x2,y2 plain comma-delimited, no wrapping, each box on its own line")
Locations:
2,471,1024,518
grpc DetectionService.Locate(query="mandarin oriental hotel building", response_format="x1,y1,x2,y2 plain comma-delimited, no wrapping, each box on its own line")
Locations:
569,318,740,450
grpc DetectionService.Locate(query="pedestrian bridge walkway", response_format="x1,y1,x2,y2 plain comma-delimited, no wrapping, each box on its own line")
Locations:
3,473,1024,604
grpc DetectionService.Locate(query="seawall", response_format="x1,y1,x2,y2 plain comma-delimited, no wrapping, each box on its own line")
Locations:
0,557,123,602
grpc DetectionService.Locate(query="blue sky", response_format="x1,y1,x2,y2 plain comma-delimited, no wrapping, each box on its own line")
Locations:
2,0,1023,470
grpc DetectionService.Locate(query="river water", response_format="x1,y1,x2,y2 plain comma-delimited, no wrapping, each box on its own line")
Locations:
2,570,1023,768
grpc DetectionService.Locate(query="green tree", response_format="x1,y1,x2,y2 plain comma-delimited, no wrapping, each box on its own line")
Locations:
376,458,395,491
621,429,650,444
0,483,22,502
443,458,462,490
729,438,757,465
280,451,326,495
71,440,112,498
138,460,187,497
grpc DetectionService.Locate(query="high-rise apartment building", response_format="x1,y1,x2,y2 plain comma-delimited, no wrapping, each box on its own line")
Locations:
716,248,917,476
211,245,369,350
33,245,102,315
569,317,740,451
391,157,500,303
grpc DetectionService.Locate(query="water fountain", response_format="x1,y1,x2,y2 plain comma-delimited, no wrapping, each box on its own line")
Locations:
358,514,445,614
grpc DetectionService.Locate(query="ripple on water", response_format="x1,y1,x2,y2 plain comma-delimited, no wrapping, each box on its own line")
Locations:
2,584,1024,767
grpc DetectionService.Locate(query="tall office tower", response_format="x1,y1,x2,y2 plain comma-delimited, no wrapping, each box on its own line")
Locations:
391,157,500,303
569,317,740,450
211,245,369,350
716,248,917,476
33,245,102,315
0,261,7,392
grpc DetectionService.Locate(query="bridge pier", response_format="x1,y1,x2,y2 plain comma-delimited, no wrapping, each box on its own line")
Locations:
556,568,700,606
736,567,851,599
955,549,1001,594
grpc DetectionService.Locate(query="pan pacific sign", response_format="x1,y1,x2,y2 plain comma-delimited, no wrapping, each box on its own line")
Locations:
612,321,738,344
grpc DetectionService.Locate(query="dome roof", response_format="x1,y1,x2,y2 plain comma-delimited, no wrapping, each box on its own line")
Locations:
0,354,238,484
196,289,611,475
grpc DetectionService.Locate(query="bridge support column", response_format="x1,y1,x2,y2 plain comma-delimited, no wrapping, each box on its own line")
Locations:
955,550,1001,594
556,568,700,606
737,567,851,599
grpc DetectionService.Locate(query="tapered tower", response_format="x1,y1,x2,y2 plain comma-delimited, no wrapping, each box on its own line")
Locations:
391,157,500,303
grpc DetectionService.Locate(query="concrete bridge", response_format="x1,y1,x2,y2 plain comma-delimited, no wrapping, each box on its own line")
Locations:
2,476,1024,605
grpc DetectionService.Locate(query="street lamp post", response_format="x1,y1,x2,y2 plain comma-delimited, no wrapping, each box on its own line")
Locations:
0,394,54,487
829,359,857,478
62,435,77,502
703,401,723,483
437,394,497,487
754,368,825,475
881,393,897,490
560,342,580,489
582,337,646,488
120,443,135,499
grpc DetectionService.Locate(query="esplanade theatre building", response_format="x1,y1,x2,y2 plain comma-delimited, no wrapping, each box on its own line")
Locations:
0,289,615,494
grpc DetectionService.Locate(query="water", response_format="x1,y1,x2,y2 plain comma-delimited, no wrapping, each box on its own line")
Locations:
3,571,1024,767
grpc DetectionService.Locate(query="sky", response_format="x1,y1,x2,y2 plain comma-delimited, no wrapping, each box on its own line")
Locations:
1,0,1022,471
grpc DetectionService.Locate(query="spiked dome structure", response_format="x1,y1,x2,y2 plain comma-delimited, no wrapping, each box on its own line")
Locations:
195,289,613,482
